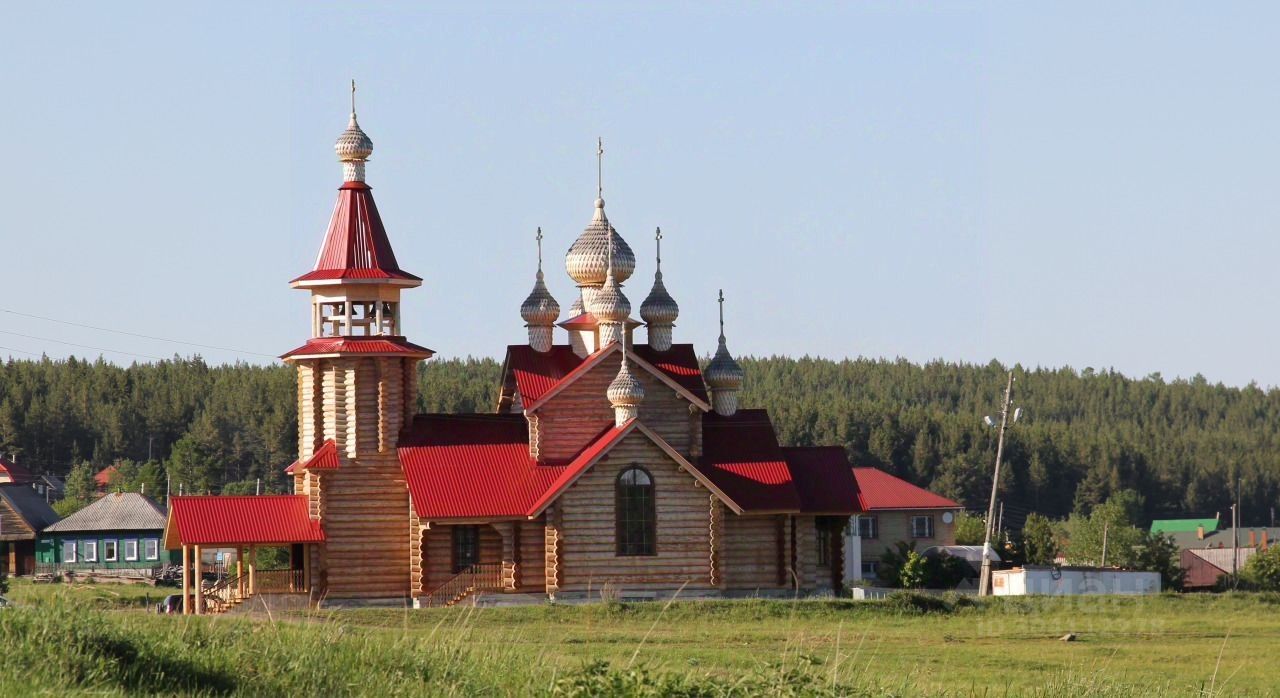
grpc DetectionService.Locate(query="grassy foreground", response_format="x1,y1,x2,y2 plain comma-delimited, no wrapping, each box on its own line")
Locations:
1,582,1277,696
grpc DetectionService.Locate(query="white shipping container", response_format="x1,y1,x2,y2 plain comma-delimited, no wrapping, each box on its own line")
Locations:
991,566,1160,596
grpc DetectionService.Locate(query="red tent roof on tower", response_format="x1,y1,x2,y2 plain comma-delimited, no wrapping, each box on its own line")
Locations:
291,181,421,286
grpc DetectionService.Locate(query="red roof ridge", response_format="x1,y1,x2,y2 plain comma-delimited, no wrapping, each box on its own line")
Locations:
522,342,710,414
285,440,339,474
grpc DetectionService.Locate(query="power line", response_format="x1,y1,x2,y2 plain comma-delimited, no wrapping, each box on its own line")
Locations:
0,308,276,358
0,344,42,358
0,329,166,361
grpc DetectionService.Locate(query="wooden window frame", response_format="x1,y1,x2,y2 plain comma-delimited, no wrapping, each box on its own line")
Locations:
911,515,935,539
816,521,832,567
858,516,878,539
615,465,656,557
451,525,481,574
123,539,138,562
63,540,77,563
144,539,159,561
103,540,118,562
82,540,98,563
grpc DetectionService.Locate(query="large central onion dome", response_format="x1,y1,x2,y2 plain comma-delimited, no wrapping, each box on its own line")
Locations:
566,198,635,287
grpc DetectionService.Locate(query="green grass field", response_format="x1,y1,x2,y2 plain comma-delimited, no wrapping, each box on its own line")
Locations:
2,581,1277,696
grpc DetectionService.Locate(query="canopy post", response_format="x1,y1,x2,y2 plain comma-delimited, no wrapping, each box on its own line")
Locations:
193,545,204,615
181,545,191,615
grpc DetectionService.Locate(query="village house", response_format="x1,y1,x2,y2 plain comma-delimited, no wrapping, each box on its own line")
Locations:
0,455,32,485
164,95,869,613
0,483,61,576
844,467,962,582
38,492,177,577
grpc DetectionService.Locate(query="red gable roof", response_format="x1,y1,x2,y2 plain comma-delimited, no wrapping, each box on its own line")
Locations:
164,495,324,548
94,465,119,487
291,181,420,285
782,447,860,515
700,410,802,513
280,336,434,361
853,467,960,510
503,343,708,408
525,422,632,516
285,440,339,474
399,414,567,520
0,455,33,483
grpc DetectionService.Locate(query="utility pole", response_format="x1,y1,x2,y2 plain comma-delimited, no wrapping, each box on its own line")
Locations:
1100,522,1109,567
979,371,1015,596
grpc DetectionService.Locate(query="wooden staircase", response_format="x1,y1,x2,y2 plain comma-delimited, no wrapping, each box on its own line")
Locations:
423,563,503,608
195,569,306,615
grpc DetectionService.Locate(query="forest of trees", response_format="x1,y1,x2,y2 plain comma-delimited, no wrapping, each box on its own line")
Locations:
1,354,1277,527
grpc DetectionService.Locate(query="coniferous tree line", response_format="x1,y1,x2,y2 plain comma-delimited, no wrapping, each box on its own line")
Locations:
1,354,1277,527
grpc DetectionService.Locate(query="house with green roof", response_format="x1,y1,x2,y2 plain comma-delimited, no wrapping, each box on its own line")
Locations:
1150,517,1221,535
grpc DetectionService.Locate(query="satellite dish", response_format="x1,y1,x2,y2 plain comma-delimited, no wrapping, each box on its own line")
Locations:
1014,407,1024,423
941,512,955,524
983,415,996,428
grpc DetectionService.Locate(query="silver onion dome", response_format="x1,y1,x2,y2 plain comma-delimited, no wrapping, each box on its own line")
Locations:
640,269,678,325
704,336,745,390
608,358,645,408
335,114,373,163
565,199,635,287
567,293,585,318
521,270,560,325
589,269,631,324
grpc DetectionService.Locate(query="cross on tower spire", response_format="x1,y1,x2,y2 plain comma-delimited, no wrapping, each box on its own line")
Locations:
718,289,726,340
536,226,544,273
596,137,604,200
655,227,663,271
350,79,357,117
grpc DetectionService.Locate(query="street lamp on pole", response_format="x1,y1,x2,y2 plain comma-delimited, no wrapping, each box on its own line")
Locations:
978,370,1022,596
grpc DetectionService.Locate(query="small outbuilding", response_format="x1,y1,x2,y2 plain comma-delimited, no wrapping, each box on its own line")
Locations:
992,565,1160,596
37,492,177,575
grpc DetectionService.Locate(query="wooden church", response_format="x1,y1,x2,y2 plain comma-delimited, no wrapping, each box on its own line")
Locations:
166,93,860,609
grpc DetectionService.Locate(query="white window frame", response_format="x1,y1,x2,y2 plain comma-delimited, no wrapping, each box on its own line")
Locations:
858,516,878,539
103,540,118,562
144,539,159,561
64,540,77,563
861,560,880,577
911,515,935,539
124,539,138,561
83,540,98,562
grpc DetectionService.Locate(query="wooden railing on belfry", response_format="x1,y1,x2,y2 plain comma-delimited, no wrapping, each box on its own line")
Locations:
423,563,503,608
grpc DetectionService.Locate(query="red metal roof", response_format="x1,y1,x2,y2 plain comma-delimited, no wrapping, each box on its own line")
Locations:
0,455,34,483
631,344,709,403
782,447,860,514
699,410,802,512
503,343,708,409
164,495,324,548
399,414,567,520
291,181,420,285
280,336,434,360
285,440,339,475
94,465,119,487
556,312,599,330
852,467,960,510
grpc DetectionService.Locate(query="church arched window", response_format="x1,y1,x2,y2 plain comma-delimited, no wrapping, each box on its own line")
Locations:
616,466,655,556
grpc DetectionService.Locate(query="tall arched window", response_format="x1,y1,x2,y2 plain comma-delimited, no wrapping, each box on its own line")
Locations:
616,466,656,556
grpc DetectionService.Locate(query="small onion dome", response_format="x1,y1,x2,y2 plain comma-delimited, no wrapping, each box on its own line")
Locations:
640,270,679,325
704,336,745,391
567,293,585,318
607,358,645,408
520,270,560,325
589,270,631,325
565,199,635,286
335,113,373,162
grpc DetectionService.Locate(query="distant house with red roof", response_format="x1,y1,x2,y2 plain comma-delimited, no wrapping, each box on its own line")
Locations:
0,454,33,485
162,104,865,614
94,465,121,493
848,467,962,581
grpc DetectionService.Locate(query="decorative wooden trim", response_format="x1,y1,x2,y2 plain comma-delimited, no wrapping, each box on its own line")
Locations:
523,343,711,414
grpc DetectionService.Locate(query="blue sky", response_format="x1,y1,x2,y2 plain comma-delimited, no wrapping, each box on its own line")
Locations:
3,3,1278,386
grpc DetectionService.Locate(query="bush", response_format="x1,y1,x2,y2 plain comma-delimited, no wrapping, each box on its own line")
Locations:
1242,545,1280,591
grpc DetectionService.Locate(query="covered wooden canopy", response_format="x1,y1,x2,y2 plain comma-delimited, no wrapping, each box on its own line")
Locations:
164,495,324,549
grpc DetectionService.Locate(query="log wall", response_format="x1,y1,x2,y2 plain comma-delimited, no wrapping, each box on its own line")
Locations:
294,355,420,599
534,353,695,462
556,430,714,592
419,523,504,593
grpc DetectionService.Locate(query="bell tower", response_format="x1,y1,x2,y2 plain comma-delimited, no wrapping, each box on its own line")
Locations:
281,83,433,599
